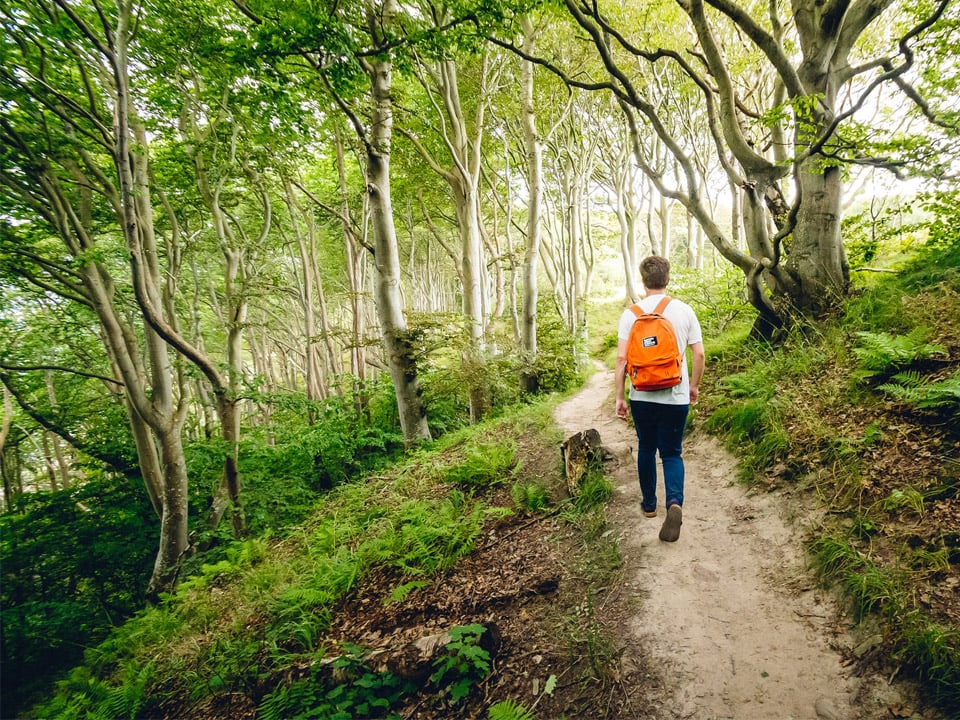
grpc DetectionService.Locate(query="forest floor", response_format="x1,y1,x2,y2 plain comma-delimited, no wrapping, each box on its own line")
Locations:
550,366,935,720
306,365,947,720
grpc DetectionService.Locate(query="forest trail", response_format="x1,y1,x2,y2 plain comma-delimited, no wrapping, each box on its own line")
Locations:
553,366,916,720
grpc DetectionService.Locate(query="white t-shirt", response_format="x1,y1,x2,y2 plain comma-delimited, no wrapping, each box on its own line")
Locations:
618,293,703,405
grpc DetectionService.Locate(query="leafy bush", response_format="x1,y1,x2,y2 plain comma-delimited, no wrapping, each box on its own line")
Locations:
916,190,960,252
418,303,580,434
258,644,413,720
511,481,550,512
442,440,518,489
671,264,748,336
529,307,581,395
429,624,491,704
0,476,156,716
192,386,407,538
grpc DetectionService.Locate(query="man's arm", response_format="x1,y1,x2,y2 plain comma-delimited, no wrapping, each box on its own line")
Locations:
689,341,705,405
615,339,629,419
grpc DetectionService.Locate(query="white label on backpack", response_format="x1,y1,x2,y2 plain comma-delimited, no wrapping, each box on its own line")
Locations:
642,336,658,347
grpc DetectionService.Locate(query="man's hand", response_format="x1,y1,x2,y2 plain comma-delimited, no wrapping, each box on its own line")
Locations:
689,386,699,405
616,396,629,420
615,343,630,420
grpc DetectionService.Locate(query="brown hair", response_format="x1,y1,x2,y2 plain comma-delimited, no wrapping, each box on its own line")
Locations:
640,256,670,290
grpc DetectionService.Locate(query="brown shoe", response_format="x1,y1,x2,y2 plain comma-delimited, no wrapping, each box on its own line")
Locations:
659,505,682,542
643,509,658,518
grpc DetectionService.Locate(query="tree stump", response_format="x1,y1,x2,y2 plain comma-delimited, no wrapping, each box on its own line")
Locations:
560,428,604,497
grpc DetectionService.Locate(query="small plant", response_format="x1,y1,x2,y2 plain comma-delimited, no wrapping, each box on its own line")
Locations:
572,472,613,512
258,645,413,720
488,698,537,720
429,624,491,703
388,580,428,604
443,441,518,489
878,370,960,411
851,514,877,539
861,421,885,446
852,329,945,379
563,594,618,684
808,536,866,582
907,547,950,573
98,660,156,720
882,486,926,517
511,481,551,512
899,616,960,710
843,565,904,622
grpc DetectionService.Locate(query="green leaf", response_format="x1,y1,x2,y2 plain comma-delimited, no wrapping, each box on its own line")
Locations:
544,673,557,696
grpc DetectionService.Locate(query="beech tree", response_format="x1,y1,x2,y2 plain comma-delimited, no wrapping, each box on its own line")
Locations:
493,0,955,329
0,0,288,591
398,42,501,419
236,0,433,446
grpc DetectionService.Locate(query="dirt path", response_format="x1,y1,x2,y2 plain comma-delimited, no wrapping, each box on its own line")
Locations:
554,367,918,720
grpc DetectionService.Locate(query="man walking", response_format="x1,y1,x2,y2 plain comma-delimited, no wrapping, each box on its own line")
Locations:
615,256,704,542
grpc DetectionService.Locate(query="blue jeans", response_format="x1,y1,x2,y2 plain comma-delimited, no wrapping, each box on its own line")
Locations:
629,400,689,512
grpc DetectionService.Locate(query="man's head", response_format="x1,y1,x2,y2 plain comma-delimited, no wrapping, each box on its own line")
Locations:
640,256,670,291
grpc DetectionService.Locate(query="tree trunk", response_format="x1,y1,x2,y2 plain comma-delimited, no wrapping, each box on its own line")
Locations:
613,149,641,301
659,194,672,258
403,53,490,420
786,161,849,312
364,9,431,447
42,432,57,491
44,373,71,488
519,16,543,394
334,126,369,416
148,428,190,597
0,387,12,509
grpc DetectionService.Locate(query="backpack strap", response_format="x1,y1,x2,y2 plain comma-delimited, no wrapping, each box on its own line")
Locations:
652,296,672,315
630,297,672,318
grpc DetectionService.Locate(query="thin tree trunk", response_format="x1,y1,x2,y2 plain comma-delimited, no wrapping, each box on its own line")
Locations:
44,372,71,488
363,2,431,446
0,387,12,509
659,194,671,258
519,17,544,393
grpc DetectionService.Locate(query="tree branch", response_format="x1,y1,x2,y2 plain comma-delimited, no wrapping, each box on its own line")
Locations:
699,0,805,97
799,0,952,167
0,363,123,387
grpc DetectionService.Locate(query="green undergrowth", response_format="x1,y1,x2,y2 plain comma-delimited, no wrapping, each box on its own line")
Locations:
29,401,572,720
28,394,624,720
701,241,960,714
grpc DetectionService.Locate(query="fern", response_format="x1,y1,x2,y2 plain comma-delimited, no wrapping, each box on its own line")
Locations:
488,698,537,720
97,661,155,720
719,371,774,399
443,441,518,488
879,370,960,411
853,330,945,377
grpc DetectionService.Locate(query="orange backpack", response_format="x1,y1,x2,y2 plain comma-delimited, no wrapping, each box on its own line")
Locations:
625,297,683,391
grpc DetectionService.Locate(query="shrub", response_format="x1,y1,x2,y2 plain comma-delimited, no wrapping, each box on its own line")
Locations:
0,476,156,716
429,624,491,704
511,481,550,513
878,370,960,412
258,644,413,720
